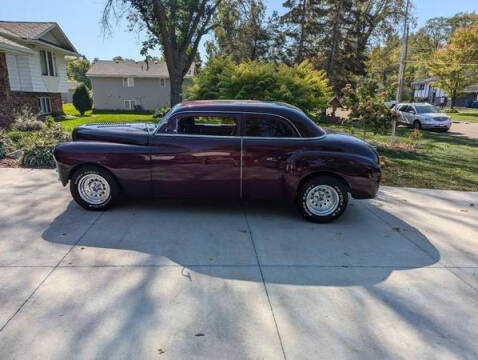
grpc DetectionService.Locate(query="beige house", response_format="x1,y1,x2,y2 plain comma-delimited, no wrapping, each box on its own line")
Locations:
87,60,195,111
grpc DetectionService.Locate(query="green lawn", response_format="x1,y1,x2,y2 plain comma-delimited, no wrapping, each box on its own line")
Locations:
447,108,478,123
322,123,478,191
61,104,155,132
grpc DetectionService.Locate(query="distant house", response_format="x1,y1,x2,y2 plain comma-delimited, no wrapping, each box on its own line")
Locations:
0,21,79,126
86,60,195,111
412,77,478,107
62,79,78,103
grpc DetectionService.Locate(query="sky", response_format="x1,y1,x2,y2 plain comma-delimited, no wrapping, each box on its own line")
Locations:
1,0,476,61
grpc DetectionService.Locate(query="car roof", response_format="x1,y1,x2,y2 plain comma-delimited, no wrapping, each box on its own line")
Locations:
398,102,433,106
170,100,324,137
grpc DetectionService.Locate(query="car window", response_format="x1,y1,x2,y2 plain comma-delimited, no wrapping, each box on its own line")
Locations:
177,115,238,136
399,105,409,112
415,104,439,114
245,115,296,137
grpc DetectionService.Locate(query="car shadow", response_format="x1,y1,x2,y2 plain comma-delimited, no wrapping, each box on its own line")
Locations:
41,197,440,287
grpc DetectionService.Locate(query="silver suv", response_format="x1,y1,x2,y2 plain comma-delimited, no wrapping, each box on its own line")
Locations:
394,103,451,132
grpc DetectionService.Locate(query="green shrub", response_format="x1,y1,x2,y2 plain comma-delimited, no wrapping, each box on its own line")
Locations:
0,131,15,159
22,145,56,168
153,106,171,119
7,130,24,144
72,83,92,115
186,57,332,116
13,106,45,131
45,116,55,128
443,108,458,113
21,124,71,168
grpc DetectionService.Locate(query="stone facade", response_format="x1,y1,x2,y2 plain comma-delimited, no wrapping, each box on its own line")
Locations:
0,52,63,127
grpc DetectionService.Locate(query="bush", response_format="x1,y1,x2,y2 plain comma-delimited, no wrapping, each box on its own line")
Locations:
341,81,397,135
0,131,15,159
443,108,458,113
153,106,171,119
13,106,45,131
21,123,71,168
72,83,92,115
186,57,332,116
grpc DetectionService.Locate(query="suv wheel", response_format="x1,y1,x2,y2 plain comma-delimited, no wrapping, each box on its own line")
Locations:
297,176,348,223
413,120,422,129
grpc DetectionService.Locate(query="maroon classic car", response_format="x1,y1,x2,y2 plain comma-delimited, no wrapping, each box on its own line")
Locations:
53,100,380,222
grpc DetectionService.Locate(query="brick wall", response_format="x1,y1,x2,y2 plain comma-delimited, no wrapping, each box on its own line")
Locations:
0,52,63,128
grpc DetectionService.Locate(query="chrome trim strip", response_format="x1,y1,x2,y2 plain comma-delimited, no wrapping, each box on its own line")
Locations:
153,110,305,137
154,133,325,140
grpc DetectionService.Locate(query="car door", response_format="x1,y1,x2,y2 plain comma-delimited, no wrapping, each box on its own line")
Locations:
150,113,241,199
397,105,410,125
241,113,300,200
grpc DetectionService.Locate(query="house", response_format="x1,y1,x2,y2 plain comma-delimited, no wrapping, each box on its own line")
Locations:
412,77,478,107
62,79,78,103
86,60,195,111
0,21,79,126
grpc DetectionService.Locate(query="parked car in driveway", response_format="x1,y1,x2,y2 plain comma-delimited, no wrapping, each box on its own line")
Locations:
395,103,451,131
53,100,381,222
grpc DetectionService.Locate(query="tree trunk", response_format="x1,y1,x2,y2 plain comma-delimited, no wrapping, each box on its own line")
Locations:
451,93,456,109
169,71,184,107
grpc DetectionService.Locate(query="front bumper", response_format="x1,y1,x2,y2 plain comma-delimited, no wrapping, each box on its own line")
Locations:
421,121,451,130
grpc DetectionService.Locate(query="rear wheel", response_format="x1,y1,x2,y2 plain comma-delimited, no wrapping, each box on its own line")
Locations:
297,176,348,223
70,165,119,210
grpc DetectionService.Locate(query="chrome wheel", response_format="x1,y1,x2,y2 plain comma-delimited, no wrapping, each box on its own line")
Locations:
78,174,110,205
305,185,339,216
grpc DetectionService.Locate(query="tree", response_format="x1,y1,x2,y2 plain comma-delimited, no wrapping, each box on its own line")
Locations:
72,84,92,115
103,0,221,106
428,25,478,108
186,57,332,116
66,57,91,88
112,56,135,61
206,0,270,62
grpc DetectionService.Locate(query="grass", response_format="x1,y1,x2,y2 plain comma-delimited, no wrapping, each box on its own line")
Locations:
447,108,478,124
60,104,155,132
322,123,478,191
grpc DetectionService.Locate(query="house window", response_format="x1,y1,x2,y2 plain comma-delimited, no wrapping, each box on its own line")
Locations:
40,50,56,76
160,79,165,87
123,77,134,87
39,97,52,114
419,84,425,90
124,99,136,110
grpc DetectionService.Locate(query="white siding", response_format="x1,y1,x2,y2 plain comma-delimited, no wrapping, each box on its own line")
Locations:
4,48,68,93
16,54,33,91
5,53,20,91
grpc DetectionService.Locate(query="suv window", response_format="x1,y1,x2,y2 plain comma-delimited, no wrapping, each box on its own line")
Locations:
177,115,238,136
245,115,296,137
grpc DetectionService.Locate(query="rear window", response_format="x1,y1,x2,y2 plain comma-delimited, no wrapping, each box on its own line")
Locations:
245,115,296,137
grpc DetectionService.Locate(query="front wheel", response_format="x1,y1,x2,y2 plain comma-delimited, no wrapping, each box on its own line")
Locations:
413,120,422,130
297,176,348,223
70,165,119,210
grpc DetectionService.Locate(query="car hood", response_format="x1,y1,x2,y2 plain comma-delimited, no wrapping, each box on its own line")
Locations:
72,123,155,145
420,113,450,120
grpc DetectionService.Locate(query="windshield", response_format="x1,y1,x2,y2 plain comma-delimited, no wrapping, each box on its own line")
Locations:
415,105,439,114
155,109,173,131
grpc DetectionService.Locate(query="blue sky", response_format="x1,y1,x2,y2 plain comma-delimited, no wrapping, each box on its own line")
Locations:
1,0,476,61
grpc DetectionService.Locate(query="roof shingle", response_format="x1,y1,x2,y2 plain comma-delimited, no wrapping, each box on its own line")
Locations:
0,21,55,39
87,60,194,78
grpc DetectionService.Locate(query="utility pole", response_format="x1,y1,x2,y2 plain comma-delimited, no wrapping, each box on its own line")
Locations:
392,0,410,139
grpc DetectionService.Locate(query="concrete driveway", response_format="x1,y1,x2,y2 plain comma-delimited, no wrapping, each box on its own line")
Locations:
449,121,478,139
0,168,477,359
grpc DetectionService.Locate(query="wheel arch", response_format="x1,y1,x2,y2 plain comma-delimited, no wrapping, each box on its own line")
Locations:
296,171,350,200
68,163,122,191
